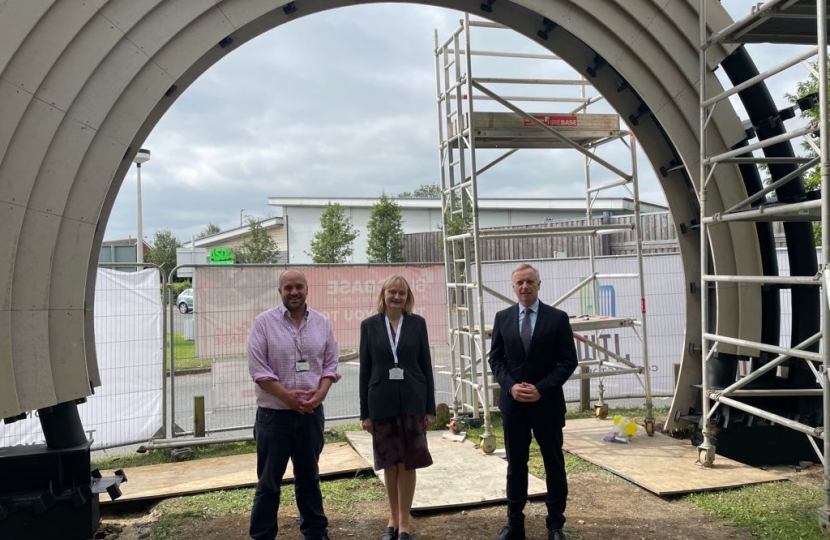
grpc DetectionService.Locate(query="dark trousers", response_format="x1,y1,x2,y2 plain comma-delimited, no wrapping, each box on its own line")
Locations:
503,402,567,532
250,406,327,540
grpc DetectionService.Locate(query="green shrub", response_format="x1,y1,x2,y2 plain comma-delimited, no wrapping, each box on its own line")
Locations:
160,281,192,304
172,281,192,296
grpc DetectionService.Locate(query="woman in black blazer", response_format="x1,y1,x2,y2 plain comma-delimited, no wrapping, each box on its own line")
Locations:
359,274,436,540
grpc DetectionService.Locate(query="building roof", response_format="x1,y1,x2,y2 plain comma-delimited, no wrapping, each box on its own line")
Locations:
182,217,284,249
103,238,137,245
267,196,668,212
102,238,152,249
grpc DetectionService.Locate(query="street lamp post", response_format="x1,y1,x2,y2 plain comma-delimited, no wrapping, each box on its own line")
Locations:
134,148,151,264
240,208,244,227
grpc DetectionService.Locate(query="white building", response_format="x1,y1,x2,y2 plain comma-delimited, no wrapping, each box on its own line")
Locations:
267,197,668,264
180,217,288,265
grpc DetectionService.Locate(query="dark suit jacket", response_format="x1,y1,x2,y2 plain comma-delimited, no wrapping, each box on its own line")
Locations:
359,313,436,420
488,302,578,426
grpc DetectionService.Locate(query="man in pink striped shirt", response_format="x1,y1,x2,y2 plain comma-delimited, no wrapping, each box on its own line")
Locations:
248,269,341,540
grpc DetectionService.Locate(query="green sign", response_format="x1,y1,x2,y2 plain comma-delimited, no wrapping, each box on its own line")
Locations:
209,247,235,264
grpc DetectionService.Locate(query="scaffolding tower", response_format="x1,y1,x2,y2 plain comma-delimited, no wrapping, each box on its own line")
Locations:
434,15,656,453
696,0,830,530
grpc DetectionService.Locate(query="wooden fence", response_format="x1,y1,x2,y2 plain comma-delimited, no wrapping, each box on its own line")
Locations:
404,212,680,263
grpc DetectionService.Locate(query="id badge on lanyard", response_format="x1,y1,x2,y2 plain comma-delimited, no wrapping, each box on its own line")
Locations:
284,317,309,372
386,315,404,381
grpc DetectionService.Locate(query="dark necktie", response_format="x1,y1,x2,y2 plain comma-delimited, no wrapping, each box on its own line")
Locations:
521,307,533,353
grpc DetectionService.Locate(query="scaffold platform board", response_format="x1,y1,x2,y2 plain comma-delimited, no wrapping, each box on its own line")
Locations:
99,442,369,504
346,430,547,511
462,316,637,339
453,112,622,149
716,0,828,44
562,418,784,496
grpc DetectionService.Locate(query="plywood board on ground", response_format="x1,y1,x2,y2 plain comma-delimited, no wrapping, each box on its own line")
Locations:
563,418,784,495
346,431,547,511
101,441,370,504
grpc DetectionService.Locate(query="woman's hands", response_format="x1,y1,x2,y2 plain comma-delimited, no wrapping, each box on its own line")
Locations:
361,418,374,435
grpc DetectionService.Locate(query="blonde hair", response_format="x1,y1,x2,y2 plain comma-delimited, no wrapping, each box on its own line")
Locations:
376,274,415,314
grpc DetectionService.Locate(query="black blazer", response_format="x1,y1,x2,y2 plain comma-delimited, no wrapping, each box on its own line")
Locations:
488,302,578,425
359,313,436,420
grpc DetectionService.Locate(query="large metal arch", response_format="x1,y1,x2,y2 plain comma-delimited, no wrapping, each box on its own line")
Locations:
0,0,761,421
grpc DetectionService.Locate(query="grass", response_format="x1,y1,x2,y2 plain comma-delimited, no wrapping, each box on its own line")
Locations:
166,332,210,371
688,480,826,540
99,406,828,540
92,440,258,470
165,333,358,372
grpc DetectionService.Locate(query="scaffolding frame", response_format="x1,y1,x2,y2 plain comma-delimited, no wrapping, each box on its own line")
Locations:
697,0,830,529
433,15,656,452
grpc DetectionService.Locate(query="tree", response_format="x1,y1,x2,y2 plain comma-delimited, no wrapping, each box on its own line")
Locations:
366,193,405,263
236,217,280,263
145,229,181,275
785,61,827,192
784,61,828,244
398,181,471,244
195,222,221,239
307,203,359,263
398,183,442,198
443,195,474,239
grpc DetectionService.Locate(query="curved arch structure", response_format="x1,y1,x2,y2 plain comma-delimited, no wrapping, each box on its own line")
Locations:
0,1,772,426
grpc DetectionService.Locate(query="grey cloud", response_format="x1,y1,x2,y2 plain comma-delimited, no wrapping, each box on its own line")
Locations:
105,2,806,246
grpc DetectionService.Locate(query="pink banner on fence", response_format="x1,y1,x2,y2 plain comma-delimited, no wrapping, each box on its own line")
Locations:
303,266,447,349
194,266,447,358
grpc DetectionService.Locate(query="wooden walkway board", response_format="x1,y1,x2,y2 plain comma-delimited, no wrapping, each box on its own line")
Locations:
101,441,370,504
345,431,547,511
562,418,784,495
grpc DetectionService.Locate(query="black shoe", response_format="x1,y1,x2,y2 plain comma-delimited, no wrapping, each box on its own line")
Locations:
398,533,412,540
492,525,525,540
381,527,399,540
548,529,567,540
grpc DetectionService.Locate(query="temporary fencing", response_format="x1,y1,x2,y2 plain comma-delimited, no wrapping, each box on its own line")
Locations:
4,253,784,450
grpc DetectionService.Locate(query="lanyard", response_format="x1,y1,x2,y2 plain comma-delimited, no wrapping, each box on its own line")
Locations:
385,315,403,365
283,315,306,361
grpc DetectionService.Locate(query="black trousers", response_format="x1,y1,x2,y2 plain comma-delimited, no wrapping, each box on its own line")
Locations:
503,402,567,531
249,406,327,540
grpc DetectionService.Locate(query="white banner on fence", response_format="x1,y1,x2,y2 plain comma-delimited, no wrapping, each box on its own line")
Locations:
0,268,164,449
478,254,687,399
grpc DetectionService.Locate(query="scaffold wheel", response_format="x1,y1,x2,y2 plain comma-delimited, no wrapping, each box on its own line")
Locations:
697,445,716,467
480,433,497,454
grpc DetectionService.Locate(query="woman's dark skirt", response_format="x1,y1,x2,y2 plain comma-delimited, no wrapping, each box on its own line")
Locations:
371,414,433,471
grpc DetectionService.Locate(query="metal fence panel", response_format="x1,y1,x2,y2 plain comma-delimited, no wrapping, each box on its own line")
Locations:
8,252,798,448
478,254,685,403
168,265,450,436
1,267,164,449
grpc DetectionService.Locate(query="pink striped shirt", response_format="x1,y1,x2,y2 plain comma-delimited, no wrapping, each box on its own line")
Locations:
248,304,341,410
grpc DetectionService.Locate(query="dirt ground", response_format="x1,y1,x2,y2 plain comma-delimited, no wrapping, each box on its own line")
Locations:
97,470,771,540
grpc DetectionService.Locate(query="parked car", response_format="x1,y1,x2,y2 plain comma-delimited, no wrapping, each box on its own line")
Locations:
176,288,194,314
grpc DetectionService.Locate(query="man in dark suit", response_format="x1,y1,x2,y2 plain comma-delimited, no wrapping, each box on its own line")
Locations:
488,263,579,540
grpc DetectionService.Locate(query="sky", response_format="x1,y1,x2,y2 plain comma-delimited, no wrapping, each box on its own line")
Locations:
103,1,814,244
